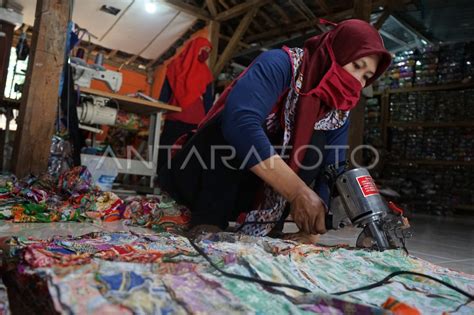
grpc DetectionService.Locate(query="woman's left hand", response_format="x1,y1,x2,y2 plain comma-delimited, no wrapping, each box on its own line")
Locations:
283,232,320,244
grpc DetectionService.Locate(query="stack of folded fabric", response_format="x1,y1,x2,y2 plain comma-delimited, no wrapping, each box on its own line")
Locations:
464,42,474,81
413,91,437,121
382,165,474,214
389,89,474,123
464,89,474,121
438,43,465,84
389,127,472,161
120,195,191,233
389,50,416,89
363,97,382,147
389,93,415,122
414,45,439,86
373,71,391,91
2,231,473,314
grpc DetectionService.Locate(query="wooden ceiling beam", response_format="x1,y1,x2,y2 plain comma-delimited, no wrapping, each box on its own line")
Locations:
206,0,218,16
209,21,220,68
272,2,291,24
354,0,372,22
251,20,265,33
162,0,211,20
373,9,390,29
213,8,258,75
219,34,250,48
106,49,118,59
246,0,390,43
222,23,235,37
292,0,317,20
258,10,277,27
217,0,230,10
215,0,270,21
289,0,311,21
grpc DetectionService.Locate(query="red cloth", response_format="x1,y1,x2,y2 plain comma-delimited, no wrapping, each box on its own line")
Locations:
166,37,213,109
200,19,391,173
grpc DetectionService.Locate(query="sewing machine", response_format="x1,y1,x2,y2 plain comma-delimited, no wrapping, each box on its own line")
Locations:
70,57,123,92
327,168,412,251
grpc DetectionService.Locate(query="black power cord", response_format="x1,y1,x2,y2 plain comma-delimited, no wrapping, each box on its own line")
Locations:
187,237,474,302
187,236,311,293
332,270,474,299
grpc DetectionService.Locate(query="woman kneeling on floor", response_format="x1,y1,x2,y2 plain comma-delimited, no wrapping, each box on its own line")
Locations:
158,19,391,243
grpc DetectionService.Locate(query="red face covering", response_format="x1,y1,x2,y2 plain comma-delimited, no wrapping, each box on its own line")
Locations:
298,41,363,111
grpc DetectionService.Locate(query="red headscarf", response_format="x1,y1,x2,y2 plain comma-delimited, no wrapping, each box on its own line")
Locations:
288,19,391,171
199,19,391,173
166,37,214,108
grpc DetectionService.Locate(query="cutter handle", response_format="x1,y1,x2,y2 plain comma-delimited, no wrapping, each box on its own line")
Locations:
325,214,334,230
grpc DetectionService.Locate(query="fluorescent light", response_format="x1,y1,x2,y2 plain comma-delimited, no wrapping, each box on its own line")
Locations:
145,1,157,13
421,39,427,45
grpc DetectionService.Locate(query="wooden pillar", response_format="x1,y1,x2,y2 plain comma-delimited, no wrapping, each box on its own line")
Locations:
13,0,70,177
0,21,15,97
208,20,220,71
348,0,372,167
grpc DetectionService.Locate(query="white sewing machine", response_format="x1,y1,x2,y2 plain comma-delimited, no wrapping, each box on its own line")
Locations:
69,57,123,133
70,57,123,92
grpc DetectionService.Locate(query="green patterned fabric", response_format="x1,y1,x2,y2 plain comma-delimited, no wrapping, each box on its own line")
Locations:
5,232,474,314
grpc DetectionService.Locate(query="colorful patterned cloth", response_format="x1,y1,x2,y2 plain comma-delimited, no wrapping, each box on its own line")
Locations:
4,231,473,314
120,195,191,232
0,167,123,223
0,169,192,233
115,110,150,131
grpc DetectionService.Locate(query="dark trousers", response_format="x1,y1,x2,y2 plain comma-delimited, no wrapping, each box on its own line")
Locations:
158,118,259,229
157,120,197,173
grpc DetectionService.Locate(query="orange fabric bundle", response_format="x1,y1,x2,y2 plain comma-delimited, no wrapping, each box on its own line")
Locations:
382,297,421,315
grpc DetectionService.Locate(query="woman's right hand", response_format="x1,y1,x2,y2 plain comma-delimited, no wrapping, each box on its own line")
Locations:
289,186,327,235
251,155,328,235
